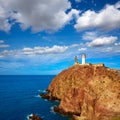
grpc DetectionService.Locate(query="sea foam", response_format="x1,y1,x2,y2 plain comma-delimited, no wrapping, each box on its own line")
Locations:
38,89,46,93
50,106,56,114
34,95,40,98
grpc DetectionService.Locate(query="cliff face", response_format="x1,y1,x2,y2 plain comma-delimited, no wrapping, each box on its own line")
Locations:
47,64,120,120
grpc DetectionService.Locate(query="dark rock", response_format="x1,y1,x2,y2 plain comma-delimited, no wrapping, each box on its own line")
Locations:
40,93,60,101
29,114,43,120
45,89,50,92
53,106,80,116
40,93,50,99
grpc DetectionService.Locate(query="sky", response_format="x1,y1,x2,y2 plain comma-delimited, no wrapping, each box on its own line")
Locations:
0,0,120,75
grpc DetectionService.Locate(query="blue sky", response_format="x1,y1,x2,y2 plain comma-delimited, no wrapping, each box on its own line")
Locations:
0,0,120,75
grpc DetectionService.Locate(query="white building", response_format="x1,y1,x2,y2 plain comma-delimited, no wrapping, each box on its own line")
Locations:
81,53,86,64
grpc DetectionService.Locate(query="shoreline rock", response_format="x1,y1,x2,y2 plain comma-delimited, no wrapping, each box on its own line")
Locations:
40,93,60,101
53,106,80,116
29,114,43,120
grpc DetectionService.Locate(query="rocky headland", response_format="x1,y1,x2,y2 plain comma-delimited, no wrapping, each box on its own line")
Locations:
41,63,120,120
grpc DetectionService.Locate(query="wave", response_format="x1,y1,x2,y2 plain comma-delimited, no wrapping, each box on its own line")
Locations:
50,106,56,114
38,89,46,93
34,95,40,98
44,99,48,102
26,113,33,120
39,95,48,101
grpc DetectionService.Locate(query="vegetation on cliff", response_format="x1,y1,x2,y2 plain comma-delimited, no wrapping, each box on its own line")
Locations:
45,64,120,120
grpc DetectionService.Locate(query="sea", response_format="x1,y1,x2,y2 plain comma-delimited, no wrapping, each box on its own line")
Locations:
0,75,70,120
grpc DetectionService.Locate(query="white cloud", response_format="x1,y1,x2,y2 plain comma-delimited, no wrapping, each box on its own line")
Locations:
100,45,120,54
0,0,79,32
82,31,98,40
23,45,68,55
115,1,120,9
0,50,14,56
0,45,69,58
114,42,120,46
0,41,119,62
69,43,81,48
67,9,80,20
104,47,113,52
74,2,120,31
78,47,87,51
0,6,11,32
0,55,4,58
0,40,10,48
0,44,9,48
87,36,117,47
0,40,4,43
82,32,118,47
0,0,120,33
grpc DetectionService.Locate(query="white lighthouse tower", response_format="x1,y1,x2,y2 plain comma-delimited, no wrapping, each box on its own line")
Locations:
81,53,86,64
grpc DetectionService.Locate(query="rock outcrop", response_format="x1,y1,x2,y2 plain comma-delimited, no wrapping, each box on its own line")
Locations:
29,114,43,120
42,64,120,120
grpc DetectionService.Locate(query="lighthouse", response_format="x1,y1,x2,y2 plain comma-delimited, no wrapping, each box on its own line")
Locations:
81,53,86,64
74,56,78,63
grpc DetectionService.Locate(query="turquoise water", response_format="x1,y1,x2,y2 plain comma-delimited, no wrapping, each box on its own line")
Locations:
0,75,70,120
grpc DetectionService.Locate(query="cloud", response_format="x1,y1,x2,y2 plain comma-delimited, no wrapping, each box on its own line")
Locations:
82,31,118,47
74,2,120,31
0,45,68,58
0,40,10,48
82,31,98,40
22,45,68,55
69,43,82,48
0,0,120,33
0,6,11,32
0,50,14,56
87,36,117,47
0,0,79,32
0,41,120,62
0,40,4,43
101,45,120,54
0,44,9,48
78,47,87,51
104,47,113,52
114,42,120,46
1,45,69,58
115,1,120,9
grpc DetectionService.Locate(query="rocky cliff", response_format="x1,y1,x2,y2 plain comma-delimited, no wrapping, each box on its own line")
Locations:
45,64,120,120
